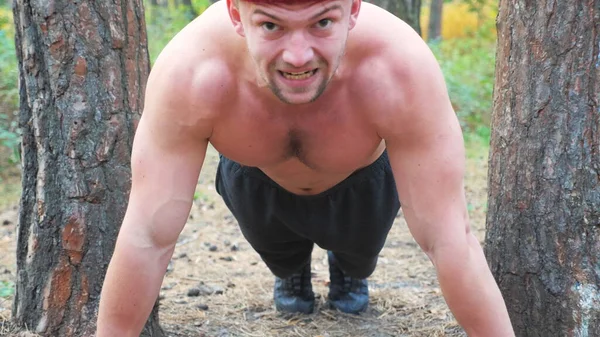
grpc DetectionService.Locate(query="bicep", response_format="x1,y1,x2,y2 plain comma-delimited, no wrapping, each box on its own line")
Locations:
387,115,470,256
377,40,471,255
120,112,208,249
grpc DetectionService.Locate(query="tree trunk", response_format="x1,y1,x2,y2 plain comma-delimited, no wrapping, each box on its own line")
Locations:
427,0,443,42
12,1,163,336
485,1,600,336
364,0,422,36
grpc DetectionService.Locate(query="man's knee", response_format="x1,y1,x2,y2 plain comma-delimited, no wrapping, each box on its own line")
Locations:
331,252,379,279
253,242,314,278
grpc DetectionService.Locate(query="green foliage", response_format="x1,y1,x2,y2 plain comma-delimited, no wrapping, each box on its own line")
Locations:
0,280,14,298
0,114,19,165
0,3,17,107
0,6,20,170
0,29,18,108
461,0,488,13
429,19,496,146
144,0,212,63
0,4,17,104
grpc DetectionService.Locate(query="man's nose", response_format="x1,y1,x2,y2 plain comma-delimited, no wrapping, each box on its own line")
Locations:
281,31,315,68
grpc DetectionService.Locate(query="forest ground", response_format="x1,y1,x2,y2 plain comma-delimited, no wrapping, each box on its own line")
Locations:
0,142,490,337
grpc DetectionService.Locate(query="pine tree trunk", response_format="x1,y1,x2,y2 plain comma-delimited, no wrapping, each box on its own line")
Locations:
427,0,443,42
11,1,163,336
485,1,600,336
365,0,422,36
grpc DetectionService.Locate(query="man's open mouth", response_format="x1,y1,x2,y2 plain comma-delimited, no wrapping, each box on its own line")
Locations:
279,69,318,80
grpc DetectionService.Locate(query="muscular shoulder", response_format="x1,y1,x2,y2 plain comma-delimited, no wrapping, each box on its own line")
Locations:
348,3,452,134
143,1,241,130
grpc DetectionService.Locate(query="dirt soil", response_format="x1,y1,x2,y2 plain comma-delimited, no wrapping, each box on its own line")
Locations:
0,144,490,337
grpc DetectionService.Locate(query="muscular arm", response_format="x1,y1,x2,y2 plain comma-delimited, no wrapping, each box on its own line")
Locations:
376,38,514,336
97,57,214,336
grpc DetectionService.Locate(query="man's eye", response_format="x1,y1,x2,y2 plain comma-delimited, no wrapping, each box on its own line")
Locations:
261,22,279,32
316,19,333,29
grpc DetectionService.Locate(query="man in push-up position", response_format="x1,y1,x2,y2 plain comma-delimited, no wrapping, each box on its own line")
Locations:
97,0,515,335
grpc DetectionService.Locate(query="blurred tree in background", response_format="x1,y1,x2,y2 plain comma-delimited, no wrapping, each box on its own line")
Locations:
427,0,443,41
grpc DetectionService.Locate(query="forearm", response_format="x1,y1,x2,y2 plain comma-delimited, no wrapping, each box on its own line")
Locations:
432,234,514,337
97,234,174,337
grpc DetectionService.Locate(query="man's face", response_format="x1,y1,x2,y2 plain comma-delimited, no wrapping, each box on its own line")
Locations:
229,0,360,104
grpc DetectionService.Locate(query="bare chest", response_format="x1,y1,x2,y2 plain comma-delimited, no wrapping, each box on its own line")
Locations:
210,104,382,174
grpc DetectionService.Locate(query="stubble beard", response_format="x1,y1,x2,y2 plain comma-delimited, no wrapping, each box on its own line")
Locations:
267,50,345,105
268,73,330,104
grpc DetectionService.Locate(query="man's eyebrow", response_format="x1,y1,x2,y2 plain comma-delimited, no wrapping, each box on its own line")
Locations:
252,9,281,21
252,4,343,21
310,4,343,20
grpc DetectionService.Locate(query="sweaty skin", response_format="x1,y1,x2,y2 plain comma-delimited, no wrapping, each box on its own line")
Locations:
97,0,515,336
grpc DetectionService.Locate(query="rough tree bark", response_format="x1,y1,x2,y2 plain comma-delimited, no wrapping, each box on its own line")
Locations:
364,0,422,36
427,0,443,42
12,1,163,336
485,1,600,336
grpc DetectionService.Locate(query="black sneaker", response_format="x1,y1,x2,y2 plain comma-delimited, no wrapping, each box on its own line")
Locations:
273,263,315,314
327,251,369,314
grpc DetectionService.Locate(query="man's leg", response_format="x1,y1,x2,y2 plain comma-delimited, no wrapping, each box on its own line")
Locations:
327,251,379,279
326,251,371,314
215,155,316,313
298,151,400,314
323,206,397,314
237,222,316,313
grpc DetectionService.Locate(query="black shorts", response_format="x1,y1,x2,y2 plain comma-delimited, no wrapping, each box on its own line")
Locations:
215,151,400,279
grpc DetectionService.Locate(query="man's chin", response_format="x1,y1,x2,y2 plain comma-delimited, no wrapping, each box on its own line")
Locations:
270,83,328,105
274,91,323,105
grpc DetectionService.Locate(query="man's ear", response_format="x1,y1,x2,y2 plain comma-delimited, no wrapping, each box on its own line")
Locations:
348,0,361,30
226,0,246,37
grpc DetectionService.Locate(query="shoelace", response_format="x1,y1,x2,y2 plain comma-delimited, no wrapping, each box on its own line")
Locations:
286,266,311,294
330,262,355,292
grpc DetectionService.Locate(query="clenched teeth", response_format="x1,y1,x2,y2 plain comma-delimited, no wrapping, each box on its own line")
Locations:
281,69,317,80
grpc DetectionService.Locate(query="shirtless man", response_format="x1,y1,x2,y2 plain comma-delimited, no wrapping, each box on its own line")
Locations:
97,0,515,335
